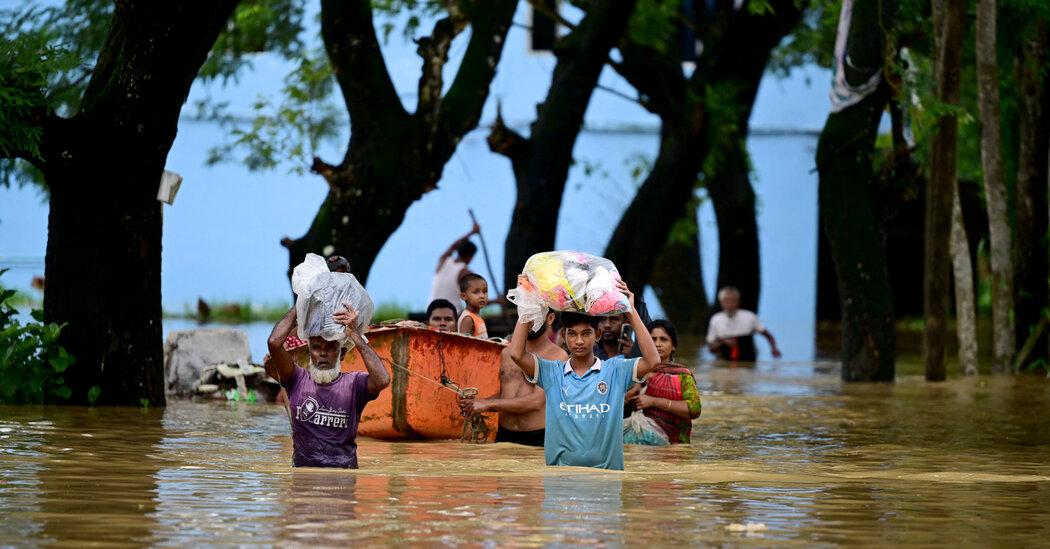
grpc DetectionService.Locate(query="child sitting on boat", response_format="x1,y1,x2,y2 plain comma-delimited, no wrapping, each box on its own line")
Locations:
458,273,489,338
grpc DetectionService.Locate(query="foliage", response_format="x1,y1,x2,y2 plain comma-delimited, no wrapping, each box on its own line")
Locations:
0,0,309,185
0,10,82,188
200,0,308,83
627,0,682,55
166,300,292,324
373,301,411,323
373,0,443,43
203,48,343,174
0,269,77,404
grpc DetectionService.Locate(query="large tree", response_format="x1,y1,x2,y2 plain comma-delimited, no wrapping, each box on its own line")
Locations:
1,1,241,405
279,0,518,284
604,0,804,318
488,0,638,292
815,0,896,381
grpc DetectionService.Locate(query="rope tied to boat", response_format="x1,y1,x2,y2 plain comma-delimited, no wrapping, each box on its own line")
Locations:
376,346,490,443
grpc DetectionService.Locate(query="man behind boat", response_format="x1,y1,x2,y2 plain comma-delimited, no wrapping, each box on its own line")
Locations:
430,223,479,310
459,311,566,446
266,302,390,468
706,286,781,362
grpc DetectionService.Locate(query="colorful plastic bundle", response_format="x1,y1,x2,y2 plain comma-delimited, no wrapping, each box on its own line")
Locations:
507,251,631,331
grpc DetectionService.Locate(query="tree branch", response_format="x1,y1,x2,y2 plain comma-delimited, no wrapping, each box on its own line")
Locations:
416,12,467,133
320,0,409,141
526,0,578,32
486,104,529,163
435,0,518,146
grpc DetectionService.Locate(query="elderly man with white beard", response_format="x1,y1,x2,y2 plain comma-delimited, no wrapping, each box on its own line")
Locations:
265,301,389,468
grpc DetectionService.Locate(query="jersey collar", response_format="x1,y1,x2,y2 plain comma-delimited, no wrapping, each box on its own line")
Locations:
563,357,602,376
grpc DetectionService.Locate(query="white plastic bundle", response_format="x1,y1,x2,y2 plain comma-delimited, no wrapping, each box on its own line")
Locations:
623,410,670,446
291,253,373,347
506,251,631,331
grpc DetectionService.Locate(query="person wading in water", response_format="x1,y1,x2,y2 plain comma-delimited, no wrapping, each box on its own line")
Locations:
459,311,567,447
265,302,389,468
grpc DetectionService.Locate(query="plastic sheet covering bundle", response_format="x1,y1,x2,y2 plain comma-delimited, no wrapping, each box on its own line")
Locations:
623,411,669,446
291,253,374,348
507,251,630,331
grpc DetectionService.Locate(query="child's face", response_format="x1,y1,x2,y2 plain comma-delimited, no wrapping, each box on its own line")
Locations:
563,323,598,358
461,280,489,309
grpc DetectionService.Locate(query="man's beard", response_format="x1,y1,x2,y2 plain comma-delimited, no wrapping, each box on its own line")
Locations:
308,362,342,384
527,324,549,341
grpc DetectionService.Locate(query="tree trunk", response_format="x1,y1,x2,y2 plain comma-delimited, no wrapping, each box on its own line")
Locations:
286,0,518,284
951,189,979,375
605,122,704,290
815,0,896,381
604,0,802,314
1014,21,1049,369
924,0,965,381
976,0,1016,372
40,1,240,405
817,86,896,381
492,0,638,292
706,142,761,311
650,208,709,336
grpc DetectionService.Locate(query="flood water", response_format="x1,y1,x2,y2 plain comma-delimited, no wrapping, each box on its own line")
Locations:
2,361,1048,546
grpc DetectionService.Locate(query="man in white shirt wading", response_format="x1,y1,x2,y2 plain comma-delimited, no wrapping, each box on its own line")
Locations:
706,286,781,362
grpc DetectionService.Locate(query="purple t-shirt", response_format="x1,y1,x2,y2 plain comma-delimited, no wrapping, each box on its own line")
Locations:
282,367,373,468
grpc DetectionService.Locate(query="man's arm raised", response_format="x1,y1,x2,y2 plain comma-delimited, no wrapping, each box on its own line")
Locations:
335,301,390,397
266,307,298,384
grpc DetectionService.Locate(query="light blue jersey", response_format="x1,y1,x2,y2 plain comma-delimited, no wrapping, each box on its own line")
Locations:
530,355,640,470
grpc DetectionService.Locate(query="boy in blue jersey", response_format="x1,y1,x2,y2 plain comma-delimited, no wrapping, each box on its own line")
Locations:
509,276,660,470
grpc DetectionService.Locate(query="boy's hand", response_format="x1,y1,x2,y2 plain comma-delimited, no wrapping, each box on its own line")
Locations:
333,301,359,330
615,280,635,311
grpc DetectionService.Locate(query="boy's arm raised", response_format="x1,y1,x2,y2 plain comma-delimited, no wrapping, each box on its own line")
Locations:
509,317,538,379
616,281,660,378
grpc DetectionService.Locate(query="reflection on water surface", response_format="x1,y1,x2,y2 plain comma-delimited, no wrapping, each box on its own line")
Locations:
2,363,1048,546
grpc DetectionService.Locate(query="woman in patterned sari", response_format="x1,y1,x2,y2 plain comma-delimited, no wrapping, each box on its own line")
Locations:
625,320,701,443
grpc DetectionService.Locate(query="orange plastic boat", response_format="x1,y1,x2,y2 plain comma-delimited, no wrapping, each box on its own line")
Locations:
341,324,503,442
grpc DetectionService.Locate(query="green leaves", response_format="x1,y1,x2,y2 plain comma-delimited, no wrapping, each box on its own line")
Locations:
0,270,78,404
204,48,343,174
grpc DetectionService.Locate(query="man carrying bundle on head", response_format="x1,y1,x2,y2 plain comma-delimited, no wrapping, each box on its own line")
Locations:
505,251,660,470
265,254,389,469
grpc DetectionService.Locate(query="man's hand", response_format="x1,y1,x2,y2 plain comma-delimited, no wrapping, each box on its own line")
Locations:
333,301,359,331
470,221,481,235
458,396,492,416
771,346,783,359
615,279,635,311
619,334,635,357
720,337,738,348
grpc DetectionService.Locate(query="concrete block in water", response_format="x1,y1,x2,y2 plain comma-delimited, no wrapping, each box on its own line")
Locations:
163,328,252,397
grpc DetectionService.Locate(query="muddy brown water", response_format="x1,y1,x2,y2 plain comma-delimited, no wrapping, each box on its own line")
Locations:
2,360,1048,547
